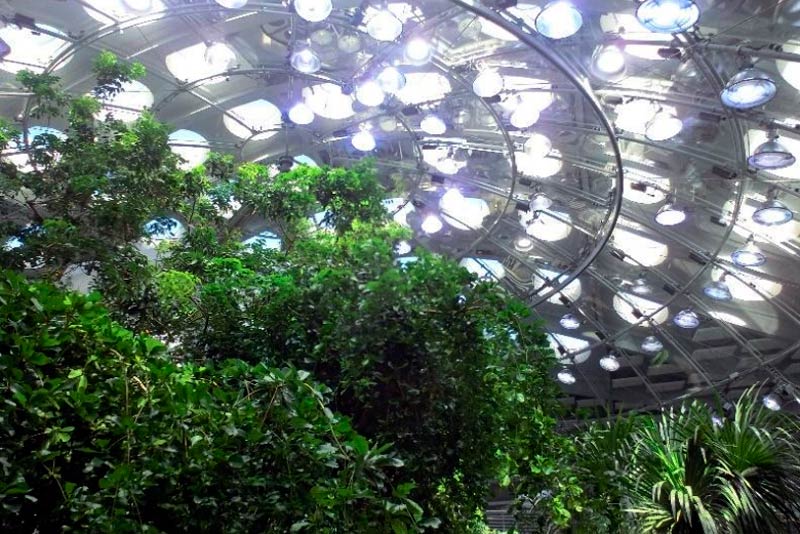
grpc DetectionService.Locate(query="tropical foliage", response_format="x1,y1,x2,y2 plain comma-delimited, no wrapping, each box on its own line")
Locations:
0,271,419,533
565,392,800,533
0,54,570,532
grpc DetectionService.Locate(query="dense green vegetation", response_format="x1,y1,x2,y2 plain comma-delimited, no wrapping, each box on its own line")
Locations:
0,54,572,532
2,53,799,534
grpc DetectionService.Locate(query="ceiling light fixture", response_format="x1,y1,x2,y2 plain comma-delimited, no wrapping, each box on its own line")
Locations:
337,32,362,53
720,67,777,110
404,37,433,65
420,114,447,135
351,128,376,152
752,198,794,226
560,313,581,330
293,0,332,22
514,236,534,252
636,0,700,33
641,335,664,353
645,109,683,141
473,68,504,98
215,0,248,8
748,129,797,170
421,214,443,234
288,101,315,125
731,236,766,267
290,45,321,74
377,66,406,94
367,9,403,42
557,367,576,384
529,192,553,211
355,80,385,107
535,2,583,39
599,352,620,372
704,279,733,301
673,309,700,329
655,199,686,226
592,44,626,79
762,392,782,411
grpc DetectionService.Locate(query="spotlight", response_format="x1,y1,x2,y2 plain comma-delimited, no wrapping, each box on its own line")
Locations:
752,199,794,226
514,236,534,252
560,313,581,330
293,0,332,23
645,110,683,141
529,192,553,211
535,2,583,39
377,66,406,94
421,214,443,234
720,67,777,110
404,38,433,65
748,131,796,170
655,201,686,226
351,129,376,152
731,238,766,267
703,279,732,301
557,368,576,384
367,9,403,42
636,0,700,33
288,102,314,125
673,309,700,329
592,44,626,79
473,68,504,98
599,353,620,372
215,0,248,8
762,392,782,411
641,335,664,353
355,80,385,107
290,46,321,74
337,32,362,53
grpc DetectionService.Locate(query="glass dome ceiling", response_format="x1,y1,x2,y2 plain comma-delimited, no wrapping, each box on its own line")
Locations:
3,0,800,414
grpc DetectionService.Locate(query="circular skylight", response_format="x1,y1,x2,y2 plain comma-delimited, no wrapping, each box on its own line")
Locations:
523,211,573,242
83,0,166,23
459,258,506,281
97,80,154,123
612,223,669,267
243,230,282,251
534,268,582,304
613,293,669,326
3,126,66,173
710,266,781,303
0,23,71,74
224,99,283,141
547,333,591,364
168,129,210,170
165,42,235,84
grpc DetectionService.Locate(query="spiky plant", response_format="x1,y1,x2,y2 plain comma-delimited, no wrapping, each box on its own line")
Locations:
621,389,800,533
708,390,800,533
